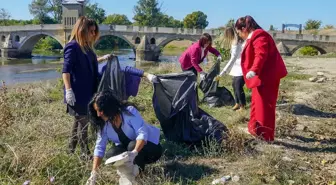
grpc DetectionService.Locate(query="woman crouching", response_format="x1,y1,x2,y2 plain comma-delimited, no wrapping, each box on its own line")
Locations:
86,90,162,185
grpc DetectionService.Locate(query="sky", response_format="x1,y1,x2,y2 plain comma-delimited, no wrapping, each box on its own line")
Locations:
1,0,335,29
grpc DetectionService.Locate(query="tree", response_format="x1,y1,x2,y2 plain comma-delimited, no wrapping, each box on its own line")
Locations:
0,8,11,25
32,16,56,24
323,24,334,29
48,0,62,23
29,0,52,23
225,18,235,27
160,15,182,28
103,14,132,25
133,0,163,26
28,0,63,23
85,3,106,24
183,11,208,29
269,25,275,31
304,19,322,30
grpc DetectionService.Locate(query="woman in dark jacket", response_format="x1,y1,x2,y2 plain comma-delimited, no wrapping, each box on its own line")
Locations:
62,16,158,160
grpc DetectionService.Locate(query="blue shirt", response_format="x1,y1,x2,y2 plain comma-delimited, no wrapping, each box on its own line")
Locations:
93,106,161,158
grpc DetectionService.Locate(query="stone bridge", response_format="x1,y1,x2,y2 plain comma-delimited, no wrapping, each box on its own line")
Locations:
0,24,219,59
1,23,336,59
270,31,336,56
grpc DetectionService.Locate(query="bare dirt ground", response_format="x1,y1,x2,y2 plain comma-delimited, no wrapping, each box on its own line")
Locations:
254,57,336,184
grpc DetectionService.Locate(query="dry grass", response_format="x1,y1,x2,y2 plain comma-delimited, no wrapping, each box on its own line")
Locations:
0,61,335,185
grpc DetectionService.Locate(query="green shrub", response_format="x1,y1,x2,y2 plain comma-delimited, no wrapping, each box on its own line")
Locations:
299,46,318,56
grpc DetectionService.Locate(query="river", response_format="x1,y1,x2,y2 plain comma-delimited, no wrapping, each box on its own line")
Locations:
0,49,184,86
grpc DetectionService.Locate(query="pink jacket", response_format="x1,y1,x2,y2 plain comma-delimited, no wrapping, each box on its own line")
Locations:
179,41,221,72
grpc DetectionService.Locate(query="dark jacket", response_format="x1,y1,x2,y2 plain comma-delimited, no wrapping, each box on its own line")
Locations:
62,40,98,107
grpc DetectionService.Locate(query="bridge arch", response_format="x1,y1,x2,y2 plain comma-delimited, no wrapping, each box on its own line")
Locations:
96,33,135,49
157,36,198,48
291,44,327,55
18,32,64,53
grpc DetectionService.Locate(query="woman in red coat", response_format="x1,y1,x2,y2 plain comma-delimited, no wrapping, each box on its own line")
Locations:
235,16,287,141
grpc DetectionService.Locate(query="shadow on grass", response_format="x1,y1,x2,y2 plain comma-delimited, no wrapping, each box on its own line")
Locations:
163,161,218,183
278,104,336,118
292,135,336,144
273,140,336,153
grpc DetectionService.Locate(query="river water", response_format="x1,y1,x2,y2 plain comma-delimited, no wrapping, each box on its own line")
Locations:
0,49,182,86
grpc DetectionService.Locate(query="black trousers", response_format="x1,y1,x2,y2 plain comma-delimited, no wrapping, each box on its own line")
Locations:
105,141,162,170
68,115,90,155
232,76,246,106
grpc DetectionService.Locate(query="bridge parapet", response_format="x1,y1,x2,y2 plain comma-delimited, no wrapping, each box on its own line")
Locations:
0,24,220,35
0,24,63,32
270,31,336,42
100,24,219,35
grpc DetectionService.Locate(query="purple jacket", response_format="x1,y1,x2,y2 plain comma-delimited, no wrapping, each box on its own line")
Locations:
98,63,143,99
62,40,98,106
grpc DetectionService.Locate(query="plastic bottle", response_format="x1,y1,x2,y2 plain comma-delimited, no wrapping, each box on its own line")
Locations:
211,175,231,184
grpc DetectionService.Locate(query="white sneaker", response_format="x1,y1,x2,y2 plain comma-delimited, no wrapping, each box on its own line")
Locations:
117,162,137,185
133,164,139,176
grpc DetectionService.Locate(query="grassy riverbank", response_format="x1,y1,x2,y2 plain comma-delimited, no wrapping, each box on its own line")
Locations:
0,58,335,185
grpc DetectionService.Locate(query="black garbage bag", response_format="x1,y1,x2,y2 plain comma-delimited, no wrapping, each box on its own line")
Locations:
97,55,126,101
152,71,229,145
97,55,142,101
200,61,235,107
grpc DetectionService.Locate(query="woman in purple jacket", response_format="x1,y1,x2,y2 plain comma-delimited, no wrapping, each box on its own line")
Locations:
62,16,157,160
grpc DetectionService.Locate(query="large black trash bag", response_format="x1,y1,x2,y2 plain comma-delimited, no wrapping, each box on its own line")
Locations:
200,61,235,107
152,71,229,145
97,55,126,101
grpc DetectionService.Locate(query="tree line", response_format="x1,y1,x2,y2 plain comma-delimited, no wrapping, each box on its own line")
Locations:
0,0,211,51
0,0,209,29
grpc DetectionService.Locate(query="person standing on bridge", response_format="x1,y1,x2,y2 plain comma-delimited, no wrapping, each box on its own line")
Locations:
235,15,287,141
62,16,158,160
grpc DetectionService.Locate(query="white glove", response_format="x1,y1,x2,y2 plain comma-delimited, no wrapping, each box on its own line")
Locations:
217,55,222,62
65,88,76,106
200,72,207,81
127,150,138,163
246,71,256,79
85,171,98,185
146,73,158,83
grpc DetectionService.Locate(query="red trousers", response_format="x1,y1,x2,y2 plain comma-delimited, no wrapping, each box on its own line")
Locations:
248,81,280,141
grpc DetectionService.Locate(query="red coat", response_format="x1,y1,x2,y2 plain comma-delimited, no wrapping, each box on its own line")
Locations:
241,29,287,88
179,41,220,72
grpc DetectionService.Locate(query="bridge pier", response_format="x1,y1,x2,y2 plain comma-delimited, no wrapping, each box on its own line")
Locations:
276,42,291,56
1,48,31,58
135,35,160,62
